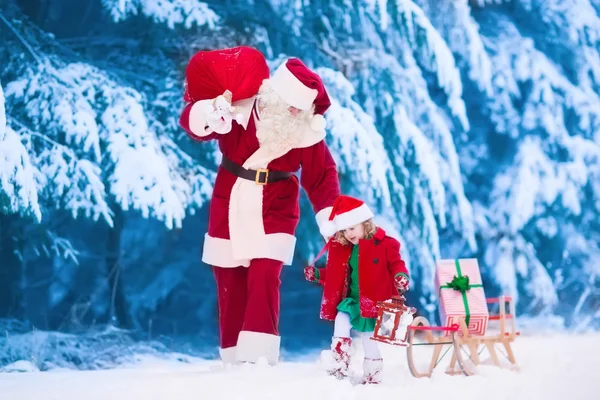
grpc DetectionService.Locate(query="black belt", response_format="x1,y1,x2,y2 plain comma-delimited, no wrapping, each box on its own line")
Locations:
220,155,292,185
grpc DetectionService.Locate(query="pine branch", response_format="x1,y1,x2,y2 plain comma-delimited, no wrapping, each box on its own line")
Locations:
8,117,71,154
0,11,42,64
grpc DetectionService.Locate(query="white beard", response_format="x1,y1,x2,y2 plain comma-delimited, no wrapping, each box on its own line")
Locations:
255,80,314,151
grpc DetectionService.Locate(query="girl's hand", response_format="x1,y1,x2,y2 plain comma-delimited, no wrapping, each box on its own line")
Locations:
304,266,317,282
395,274,409,292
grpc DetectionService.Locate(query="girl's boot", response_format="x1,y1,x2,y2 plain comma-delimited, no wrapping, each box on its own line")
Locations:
328,337,352,379
362,358,383,384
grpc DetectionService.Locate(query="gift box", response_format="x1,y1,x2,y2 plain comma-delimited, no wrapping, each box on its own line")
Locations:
435,258,488,336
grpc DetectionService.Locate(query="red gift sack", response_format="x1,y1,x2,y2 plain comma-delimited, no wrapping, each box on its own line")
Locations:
184,46,270,103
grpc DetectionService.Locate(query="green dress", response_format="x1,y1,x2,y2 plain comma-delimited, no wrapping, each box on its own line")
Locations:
336,244,377,332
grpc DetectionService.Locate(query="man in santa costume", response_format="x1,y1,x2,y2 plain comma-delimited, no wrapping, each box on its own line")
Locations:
179,49,340,366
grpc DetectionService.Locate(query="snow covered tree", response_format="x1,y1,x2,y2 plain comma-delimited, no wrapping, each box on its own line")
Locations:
458,10,600,324
1,0,599,343
0,2,215,327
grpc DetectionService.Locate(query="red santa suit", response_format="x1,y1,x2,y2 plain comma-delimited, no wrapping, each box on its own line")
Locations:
179,55,340,366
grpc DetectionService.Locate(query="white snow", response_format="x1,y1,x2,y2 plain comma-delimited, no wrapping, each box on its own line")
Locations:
364,0,390,30
413,0,493,94
5,62,214,229
0,333,598,399
0,80,5,138
0,81,42,220
316,67,393,207
102,0,220,29
393,0,469,130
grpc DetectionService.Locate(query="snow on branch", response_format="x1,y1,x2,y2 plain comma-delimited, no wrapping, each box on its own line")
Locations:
5,62,102,162
415,0,493,95
155,133,215,213
483,18,600,233
393,106,446,229
514,0,600,90
490,135,600,234
315,67,393,207
483,17,600,140
6,62,194,229
379,52,476,248
0,81,40,220
0,128,41,221
100,82,187,229
13,121,112,225
389,0,469,130
484,234,558,311
0,80,4,136
102,0,220,29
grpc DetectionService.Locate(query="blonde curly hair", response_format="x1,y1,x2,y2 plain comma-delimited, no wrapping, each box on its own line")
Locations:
333,218,377,246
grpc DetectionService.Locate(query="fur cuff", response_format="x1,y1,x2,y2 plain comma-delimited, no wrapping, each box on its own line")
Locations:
219,346,239,365
236,331,281,366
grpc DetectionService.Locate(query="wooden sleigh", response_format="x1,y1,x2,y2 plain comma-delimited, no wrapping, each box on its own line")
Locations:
371,295,520,378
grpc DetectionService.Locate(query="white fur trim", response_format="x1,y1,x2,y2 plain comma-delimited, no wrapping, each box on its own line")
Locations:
310,114,326,132
231,97,256,130
214,128,322,267
270,64,318,111
219,347,239,365
202,234,251,268
236,331,281,365
315,207,337,239
297,124,326,148
203,233,295,267
188,100,213,137
228,176,297,265
334,203,374,231
243,128,325,170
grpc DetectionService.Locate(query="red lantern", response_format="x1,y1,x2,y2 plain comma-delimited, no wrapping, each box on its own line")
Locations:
371,295,417,346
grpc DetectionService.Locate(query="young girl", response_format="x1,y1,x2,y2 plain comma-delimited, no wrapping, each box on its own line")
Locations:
304,195,409,384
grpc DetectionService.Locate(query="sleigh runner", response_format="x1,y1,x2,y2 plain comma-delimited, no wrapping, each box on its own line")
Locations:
370,258,520,378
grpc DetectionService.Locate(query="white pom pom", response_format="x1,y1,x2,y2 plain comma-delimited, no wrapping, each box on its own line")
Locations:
310,114,327,131
234,113,244,123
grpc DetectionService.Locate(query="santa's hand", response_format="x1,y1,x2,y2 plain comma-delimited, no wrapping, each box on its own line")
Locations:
203,94,234,134
394,274,409,292
304,266,317,282
213,93,234,117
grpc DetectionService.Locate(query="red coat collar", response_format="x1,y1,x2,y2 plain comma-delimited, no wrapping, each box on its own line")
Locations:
373,227,386,241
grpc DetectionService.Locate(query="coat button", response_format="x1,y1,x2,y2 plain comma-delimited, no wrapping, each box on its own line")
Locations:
373,258,379,264
374,240,380,245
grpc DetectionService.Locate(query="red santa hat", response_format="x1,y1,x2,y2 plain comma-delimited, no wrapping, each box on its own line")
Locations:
328,195,374,231
269,58,331,132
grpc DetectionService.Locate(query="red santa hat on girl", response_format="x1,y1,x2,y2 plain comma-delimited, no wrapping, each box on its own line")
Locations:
328,195,374,231
269,58,331,132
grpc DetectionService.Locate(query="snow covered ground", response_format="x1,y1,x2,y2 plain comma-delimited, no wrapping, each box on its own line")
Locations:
0,333,598,400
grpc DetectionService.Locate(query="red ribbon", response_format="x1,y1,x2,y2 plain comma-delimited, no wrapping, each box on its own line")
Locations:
308,239,332,266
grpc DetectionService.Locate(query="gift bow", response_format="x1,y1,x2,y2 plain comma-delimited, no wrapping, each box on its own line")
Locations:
446,275,471,293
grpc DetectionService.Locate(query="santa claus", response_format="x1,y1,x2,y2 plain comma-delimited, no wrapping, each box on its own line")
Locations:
179,47,340,366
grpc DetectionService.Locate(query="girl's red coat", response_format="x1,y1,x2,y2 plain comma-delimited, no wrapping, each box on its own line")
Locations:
317,228,409,320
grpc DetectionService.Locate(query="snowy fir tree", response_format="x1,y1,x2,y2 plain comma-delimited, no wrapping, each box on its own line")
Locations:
0,0,599,369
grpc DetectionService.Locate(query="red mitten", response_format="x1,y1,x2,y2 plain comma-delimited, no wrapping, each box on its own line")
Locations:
304,266,317,282
394,274,409,292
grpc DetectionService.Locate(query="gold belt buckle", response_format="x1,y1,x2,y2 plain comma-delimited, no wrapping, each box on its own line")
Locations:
255,168,269,185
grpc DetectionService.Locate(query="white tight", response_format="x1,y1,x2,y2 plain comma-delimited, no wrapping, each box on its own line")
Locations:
333,312,382,359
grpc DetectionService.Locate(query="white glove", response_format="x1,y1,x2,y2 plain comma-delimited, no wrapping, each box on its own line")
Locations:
204,92,234,134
